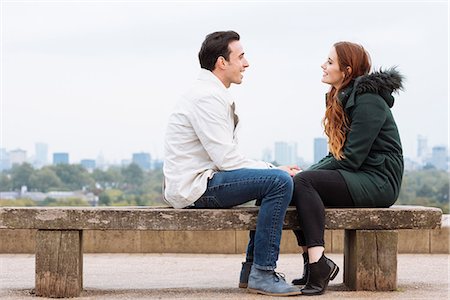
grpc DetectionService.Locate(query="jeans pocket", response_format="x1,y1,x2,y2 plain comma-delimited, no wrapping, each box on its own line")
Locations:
194,196,221,208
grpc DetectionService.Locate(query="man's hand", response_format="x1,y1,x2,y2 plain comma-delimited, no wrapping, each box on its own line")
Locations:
277,165,302,177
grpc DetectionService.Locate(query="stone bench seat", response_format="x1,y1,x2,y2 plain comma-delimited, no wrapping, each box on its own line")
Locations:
0,205,442,298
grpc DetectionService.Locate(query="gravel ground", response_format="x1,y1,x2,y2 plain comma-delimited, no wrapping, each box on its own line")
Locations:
0,253,448,299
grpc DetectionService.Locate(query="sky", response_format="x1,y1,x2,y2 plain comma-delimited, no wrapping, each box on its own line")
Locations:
1,0,449,164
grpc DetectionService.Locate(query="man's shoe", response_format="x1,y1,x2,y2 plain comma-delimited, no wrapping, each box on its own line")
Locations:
238,261,252,288
291,252,309,286
247,266,302,296
300,254,339,295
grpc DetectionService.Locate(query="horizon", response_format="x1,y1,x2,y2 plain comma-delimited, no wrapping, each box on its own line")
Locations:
1,134,446,167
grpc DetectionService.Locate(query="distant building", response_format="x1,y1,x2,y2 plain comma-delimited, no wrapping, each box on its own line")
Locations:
0,191,19,199
152,159,164,170
132,152,151,170
274,142,297,166
96,152,107,170
404,157,421,171
0,148,11,171
314,137,328,163
121,159,131,167
430,146,448,171
417,135,428,159
34,143,48,168
9,149,27,166
80,159,96,171
53,153,69,165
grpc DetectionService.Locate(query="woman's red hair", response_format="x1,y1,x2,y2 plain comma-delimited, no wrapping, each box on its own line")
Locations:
323,42,371,160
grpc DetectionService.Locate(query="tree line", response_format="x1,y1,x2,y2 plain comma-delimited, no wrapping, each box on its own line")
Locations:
0,163,448,213
0,163,164,206
397,169,448,213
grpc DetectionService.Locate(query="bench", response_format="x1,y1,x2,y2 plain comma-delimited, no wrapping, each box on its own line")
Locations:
0,205,442,298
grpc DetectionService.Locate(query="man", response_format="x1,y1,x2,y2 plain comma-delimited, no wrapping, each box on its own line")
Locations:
163,30,301,296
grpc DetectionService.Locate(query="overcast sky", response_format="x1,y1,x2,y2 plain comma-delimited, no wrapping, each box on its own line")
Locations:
1,0,448,164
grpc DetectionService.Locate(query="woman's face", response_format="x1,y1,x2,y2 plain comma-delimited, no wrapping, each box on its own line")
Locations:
321,46,345,88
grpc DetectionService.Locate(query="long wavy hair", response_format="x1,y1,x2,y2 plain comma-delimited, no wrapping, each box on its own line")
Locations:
323,42,371,160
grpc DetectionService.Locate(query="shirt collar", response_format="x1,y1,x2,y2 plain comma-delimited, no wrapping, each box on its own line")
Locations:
197,68,234,105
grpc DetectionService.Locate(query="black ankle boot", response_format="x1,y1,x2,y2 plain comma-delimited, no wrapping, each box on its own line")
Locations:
300,254,339,295
239,261,253,288
291,252,309,286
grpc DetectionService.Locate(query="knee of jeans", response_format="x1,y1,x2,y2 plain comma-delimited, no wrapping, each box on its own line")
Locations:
273,169,294,191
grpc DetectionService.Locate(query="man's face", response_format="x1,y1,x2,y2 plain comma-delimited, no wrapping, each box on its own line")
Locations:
222,40,249,87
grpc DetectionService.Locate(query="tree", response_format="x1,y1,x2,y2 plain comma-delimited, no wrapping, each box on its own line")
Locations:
30,167,63,192
141,169,165,205
121,163,144,189
416,184,434,198
98,192,111,206
397,170,449,213
10,163,35,190
0,173,12,191
436,180,449,203
50,164,94,190
135,195,147,206
93,167,123,189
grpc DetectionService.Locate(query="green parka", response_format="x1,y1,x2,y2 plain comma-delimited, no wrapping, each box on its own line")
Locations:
309,68,404,207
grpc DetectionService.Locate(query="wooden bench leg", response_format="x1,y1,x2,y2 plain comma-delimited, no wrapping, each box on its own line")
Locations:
344,229,398,291
35,230,83,298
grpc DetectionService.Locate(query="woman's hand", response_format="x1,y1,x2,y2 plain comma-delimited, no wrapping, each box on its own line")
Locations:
277,165,302,177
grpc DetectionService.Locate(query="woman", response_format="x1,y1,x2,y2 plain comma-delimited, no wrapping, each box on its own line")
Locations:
291,41,404,295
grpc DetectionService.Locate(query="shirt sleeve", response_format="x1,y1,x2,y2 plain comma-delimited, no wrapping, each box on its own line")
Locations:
190,95,269,170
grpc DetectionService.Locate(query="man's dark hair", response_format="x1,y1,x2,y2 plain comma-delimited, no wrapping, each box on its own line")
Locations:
198,31,240,71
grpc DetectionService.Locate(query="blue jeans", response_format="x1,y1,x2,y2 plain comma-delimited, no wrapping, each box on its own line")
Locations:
193,168,293,270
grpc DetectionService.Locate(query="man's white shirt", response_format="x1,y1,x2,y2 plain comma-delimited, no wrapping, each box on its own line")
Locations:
163,69,273,208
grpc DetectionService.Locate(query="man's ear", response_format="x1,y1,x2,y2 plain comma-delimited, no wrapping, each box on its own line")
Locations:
215,56,228,70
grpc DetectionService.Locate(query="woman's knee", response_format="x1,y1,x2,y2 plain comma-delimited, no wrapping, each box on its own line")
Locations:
292,171,319,204
293,170,313,188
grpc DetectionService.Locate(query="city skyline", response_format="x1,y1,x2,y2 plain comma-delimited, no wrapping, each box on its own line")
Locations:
1,2,448,164
1,134,447,170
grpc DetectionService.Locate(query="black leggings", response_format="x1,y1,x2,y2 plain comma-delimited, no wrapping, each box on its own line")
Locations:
291,170,354,247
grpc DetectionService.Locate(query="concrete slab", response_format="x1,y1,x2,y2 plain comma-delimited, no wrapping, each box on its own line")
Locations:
0,253,448,299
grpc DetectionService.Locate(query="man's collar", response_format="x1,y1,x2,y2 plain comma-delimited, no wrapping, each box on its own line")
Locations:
197,68,233,105
198,68,227,88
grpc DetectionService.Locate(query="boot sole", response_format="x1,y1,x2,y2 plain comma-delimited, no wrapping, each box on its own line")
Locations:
329,264,339,281
247,288,302,296
292,281,307,286
238,283,248,288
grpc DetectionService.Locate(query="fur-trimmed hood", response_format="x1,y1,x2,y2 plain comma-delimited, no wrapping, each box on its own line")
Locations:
353,67,404,108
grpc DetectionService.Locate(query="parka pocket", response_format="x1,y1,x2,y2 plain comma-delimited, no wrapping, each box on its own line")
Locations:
363,154,389,190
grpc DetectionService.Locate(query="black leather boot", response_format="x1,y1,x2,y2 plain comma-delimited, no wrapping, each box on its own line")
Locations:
300,254,339,295
291,252,309,286
238,261,253,288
